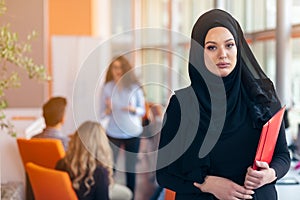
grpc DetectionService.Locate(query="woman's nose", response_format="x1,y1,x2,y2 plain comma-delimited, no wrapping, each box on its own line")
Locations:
218,47,227,59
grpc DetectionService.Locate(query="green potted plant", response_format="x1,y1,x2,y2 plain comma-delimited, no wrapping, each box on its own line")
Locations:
0,0,50,136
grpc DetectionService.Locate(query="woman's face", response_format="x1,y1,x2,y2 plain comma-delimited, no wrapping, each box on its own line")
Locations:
111,60,123,82
204,27,237,77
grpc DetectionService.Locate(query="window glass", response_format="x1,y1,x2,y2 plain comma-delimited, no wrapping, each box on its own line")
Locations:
266,0,276,29
291,38,300,105
141,0,168,28
292,0,300,24
226,0,247,30
252,0,266,31
140,49,169,104
249,40,276,82
290,38,300,138
111,0,132,34
224,0,276,32
139,0,214,104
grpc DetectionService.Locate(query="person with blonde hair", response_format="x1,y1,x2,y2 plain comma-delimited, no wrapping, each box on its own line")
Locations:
55,121,132,200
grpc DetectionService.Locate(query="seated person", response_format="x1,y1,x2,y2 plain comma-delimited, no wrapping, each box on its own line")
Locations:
55,121,132,200
32,96,69,150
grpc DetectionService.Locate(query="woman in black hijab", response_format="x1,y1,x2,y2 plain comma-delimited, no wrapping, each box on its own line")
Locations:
156,9,290,200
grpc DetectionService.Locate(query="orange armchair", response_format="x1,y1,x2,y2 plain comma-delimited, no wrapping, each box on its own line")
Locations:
16,138,66,200
26,162,78,200
17,138,65,169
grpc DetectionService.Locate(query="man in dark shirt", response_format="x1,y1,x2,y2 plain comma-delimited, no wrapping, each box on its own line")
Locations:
32,97,69,150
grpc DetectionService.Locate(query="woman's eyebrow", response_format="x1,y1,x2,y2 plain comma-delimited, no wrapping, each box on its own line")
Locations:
204,41,216,45
225,38,235,42
205,38,234,46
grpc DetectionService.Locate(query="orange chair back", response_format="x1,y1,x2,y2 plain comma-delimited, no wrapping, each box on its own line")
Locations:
26,162,78,200
17,138,65,169
165,188,176,200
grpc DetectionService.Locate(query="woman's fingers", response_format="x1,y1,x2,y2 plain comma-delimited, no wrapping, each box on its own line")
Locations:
255,161,269,169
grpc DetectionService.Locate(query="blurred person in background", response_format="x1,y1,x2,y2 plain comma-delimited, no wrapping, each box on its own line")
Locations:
55,121,132,200
33,96,69,150
100,55,145,197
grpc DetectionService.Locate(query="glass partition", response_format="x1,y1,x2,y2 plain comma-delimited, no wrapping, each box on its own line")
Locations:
292,38,300,105
293,0,300,24
111,0,132,34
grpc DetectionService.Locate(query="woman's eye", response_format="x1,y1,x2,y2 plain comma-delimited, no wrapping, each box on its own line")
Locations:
206,45,216,51
226,43,235,48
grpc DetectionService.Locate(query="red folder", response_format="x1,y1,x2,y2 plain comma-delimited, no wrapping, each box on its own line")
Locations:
252,106,286,170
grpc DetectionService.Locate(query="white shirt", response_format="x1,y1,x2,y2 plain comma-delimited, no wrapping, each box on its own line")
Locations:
100,81,145,139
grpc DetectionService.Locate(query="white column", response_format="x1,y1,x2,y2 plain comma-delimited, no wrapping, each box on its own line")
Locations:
214,0,226,10
245,0,253,32
276,0,292,106
91,0,111,39
132,0,142,69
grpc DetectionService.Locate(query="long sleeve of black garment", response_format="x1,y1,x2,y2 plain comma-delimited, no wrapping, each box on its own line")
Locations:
270,122,291,180
156,94,291,196
156,95,209,194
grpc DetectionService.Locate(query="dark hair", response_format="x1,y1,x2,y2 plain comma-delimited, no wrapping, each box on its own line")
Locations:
105,56,140,88
43,97,67,126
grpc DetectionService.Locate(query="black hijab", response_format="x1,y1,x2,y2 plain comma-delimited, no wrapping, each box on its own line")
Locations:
188,9,281,133
182,9,282,159
157,9,283,185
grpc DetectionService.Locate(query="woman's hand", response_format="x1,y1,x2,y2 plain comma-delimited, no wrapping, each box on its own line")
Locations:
194,175,254,200
105,98,112,115
122,105,136,114
244,161,277,190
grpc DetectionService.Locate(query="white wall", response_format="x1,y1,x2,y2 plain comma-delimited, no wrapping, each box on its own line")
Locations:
51,36,109,134
0,35,109,185
0,108,42,184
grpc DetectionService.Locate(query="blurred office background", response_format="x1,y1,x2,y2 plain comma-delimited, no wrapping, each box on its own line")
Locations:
1,0,300,199
1,0,300,136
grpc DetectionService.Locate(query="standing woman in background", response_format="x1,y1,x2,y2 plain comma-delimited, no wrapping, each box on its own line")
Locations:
156,9,290,200
100,56,145,197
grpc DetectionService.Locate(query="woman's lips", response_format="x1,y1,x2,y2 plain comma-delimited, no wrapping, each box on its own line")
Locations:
216,62,230,68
